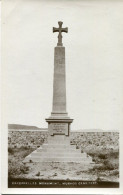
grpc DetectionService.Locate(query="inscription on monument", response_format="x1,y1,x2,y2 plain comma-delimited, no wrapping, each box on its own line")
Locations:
50,123,68,135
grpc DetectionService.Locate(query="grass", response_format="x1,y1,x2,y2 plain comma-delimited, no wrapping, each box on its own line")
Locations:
86,148,119,178
8,146,35,178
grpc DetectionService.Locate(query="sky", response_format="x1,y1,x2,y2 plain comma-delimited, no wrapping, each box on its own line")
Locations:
3,0,123,131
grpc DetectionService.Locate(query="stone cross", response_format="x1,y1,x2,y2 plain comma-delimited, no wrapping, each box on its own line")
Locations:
53,21,68,46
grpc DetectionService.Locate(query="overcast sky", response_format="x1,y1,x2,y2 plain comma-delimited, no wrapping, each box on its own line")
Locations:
3,0,123,131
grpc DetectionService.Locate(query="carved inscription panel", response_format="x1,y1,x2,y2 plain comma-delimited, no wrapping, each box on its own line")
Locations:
50,123,68,135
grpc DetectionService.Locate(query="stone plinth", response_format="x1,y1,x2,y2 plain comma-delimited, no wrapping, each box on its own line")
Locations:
46,118,73,136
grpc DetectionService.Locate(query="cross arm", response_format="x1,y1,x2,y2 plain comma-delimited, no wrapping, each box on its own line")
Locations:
61,28,68,33
53,27,59,33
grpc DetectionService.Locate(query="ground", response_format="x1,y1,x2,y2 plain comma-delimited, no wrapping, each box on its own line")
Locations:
8,145,119,182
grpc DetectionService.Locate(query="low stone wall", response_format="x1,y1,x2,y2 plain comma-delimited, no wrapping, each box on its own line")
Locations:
70,132,119,152
8,130,119,151
8,130,48,148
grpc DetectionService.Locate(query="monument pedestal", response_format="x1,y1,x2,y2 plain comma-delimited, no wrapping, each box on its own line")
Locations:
46,118,73,136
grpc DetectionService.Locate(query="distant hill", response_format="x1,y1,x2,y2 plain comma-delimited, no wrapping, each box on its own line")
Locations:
8,124,119,132
71,129,119,132
8,124,47,130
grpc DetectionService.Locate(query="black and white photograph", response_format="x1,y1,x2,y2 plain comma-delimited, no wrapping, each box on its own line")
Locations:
1,0,123,193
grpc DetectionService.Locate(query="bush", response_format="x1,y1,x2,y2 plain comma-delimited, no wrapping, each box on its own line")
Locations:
87,149,119,161
20,146,29,150
110,170,119,176
103,160,118,170
109,151,119,159
35,172,40,176
98,153,108,159
8,162,29,177
8,148,14,154
21,151,30,158
20,164,29,174
8,147,35,178
76,145,79,149
92,160,118,171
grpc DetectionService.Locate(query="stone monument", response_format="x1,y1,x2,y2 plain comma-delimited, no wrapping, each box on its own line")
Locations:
24,21,93,163
46,21,73,137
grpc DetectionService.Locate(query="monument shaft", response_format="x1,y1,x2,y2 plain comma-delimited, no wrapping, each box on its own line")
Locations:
46,44,72,135
52,46,67,115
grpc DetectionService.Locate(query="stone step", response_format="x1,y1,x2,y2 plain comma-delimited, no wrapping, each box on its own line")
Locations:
48,136,70,141
48,140,70,145
36,148,81,153
48,136,70,145
41,144,76,149
30,152,87,158
23,156,92,163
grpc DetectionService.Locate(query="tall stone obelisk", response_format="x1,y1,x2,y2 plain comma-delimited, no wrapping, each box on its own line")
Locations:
46,21,73,136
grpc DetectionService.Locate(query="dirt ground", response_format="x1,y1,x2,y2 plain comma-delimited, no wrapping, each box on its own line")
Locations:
8,144,119,182
18,161,118,182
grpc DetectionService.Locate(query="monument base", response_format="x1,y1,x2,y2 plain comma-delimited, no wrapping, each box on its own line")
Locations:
23,135,93,163
24,116,93,163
